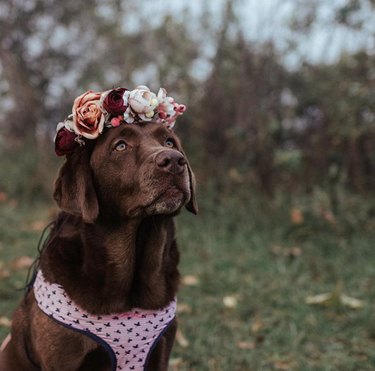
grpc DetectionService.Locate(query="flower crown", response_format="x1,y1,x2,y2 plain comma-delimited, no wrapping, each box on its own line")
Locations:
54,85,186,156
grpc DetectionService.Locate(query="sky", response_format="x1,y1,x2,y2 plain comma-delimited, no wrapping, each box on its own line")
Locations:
1,0,374,118
19,0,375,81
120,0,375,70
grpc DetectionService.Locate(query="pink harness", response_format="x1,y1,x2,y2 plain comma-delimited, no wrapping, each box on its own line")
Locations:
33,270,176,371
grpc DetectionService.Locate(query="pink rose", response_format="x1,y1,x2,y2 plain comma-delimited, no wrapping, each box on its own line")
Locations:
72,90,105,139
55,128,78,156
103,88,127,116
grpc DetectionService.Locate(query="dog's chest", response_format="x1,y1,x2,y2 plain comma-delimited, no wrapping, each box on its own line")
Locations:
33,270,176,371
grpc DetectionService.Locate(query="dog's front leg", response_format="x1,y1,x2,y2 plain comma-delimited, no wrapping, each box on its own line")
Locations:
146,319,177,371
31,309,98,371
0,337,23,371
34,332,93,371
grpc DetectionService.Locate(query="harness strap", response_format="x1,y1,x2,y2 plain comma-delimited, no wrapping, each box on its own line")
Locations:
33,270,176,371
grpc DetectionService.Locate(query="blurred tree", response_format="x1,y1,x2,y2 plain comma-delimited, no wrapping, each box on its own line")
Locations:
289,51,375,193
0,0,374,200
0,0,199,145
0,0,113,142
0,0,200,199
287,0,375,63
200,1,287,193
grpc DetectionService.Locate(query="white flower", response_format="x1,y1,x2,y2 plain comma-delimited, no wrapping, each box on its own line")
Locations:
128,86,158,120
157,88,167,103
123,90,130,106
156,87,184,128
56,121,65,132
123,106,135,124
157,89,175,116
63,119,75,132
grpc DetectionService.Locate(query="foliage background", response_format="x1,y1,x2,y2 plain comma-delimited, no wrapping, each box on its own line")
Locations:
0,0,374,199
0,0,374,370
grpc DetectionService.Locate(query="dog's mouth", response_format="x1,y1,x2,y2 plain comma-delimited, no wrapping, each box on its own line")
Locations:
146,186,187,215
129,185,188,217
158,187,185,200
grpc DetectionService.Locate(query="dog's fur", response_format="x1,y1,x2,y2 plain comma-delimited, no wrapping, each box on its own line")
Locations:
0,122,197,370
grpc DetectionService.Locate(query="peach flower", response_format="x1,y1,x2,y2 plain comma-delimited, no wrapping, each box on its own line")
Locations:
72,90,105,139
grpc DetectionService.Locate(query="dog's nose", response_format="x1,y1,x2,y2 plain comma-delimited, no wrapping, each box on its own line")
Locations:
156,151,187,174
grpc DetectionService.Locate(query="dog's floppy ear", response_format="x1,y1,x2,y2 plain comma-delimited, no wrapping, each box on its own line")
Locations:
182,152,198,215
186,161,198,214
53,148,99,223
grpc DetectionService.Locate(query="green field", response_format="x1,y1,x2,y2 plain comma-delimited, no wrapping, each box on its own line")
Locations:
1,192,375,370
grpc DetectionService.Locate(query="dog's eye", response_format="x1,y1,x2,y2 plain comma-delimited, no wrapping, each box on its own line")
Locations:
165,138,175,148
114,141,127,152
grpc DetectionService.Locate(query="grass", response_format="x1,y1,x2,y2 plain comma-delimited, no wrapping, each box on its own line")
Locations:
1,191,375,370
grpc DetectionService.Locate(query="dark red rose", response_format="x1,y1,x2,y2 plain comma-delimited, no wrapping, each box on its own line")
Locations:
103,88,127,116
55,128,78,156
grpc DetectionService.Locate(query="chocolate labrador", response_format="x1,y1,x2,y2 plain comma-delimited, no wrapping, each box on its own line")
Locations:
0,122,197,370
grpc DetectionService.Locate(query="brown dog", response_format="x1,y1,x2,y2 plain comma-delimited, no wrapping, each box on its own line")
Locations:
0,122,197,370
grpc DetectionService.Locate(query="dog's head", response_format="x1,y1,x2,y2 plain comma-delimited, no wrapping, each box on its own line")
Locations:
53,122,198,223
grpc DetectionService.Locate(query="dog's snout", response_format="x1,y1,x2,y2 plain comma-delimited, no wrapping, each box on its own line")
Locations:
156,151,186,174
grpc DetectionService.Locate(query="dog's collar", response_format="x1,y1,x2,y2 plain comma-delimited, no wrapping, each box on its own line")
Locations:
33,270,177,370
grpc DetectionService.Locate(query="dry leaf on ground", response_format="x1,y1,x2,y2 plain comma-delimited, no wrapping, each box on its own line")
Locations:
0,261,10,278
340,295,364,309
290,208,304,224
0,268,10,279
251,316,264,333
11,256,34,270
273,360,295,370
237,341,255,350
177,303,192,314
169,358,183,368
271,245,302,258
306,292,364,309
176,329,189,348
223,296,238,308
182,275,199,286
0,317,12,328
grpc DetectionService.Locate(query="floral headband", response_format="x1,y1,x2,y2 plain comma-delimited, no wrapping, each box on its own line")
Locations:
54,85,186,156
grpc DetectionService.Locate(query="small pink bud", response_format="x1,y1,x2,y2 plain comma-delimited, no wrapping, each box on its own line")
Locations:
176,104,186,113
111,117,122,127
158,111,168,119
